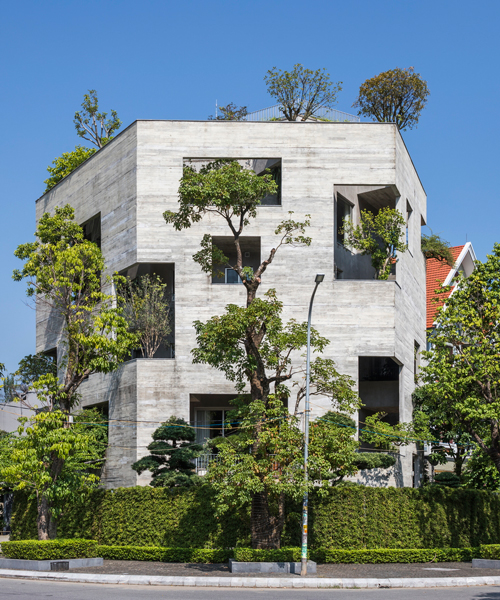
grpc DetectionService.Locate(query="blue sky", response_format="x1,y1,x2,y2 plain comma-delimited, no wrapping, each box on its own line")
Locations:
1,0,499,373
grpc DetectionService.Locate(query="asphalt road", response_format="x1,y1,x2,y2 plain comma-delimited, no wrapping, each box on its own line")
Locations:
1,580,500,600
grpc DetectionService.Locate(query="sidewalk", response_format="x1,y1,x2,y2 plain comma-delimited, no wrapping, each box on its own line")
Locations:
1,560,500,588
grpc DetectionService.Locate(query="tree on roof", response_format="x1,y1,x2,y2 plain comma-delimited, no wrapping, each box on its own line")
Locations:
74,89,121,149
421,232,454,265
353,67,430,131
264,64,342,121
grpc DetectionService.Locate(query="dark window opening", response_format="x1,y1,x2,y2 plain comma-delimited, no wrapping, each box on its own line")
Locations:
43,347,57,368
358,356,400,449
81,213,101,249
120,263,175,359
212,237,261,284
190,394,239,445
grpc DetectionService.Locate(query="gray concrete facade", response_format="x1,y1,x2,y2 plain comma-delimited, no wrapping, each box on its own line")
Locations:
35,120,427,489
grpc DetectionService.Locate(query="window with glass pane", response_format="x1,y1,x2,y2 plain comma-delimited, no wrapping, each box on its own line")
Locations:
195,409,236,444
225,268,242,284
336,196,352,245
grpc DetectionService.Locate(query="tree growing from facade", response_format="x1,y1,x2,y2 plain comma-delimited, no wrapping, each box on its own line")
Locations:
353,67,430,131
0,410,101,540
165,161,394,548
132,416,203,487
341,207,407,279
264,64,342,121
74,89,122,149
421,232,454,265
420,244,500,475
208,102,248,121
44,146,97,192
12,205,137,537
121,274,171,358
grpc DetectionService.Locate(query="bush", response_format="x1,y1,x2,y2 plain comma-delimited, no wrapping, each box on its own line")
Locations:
310,547,479,564
1,539,98,560
480,544,500,560
233,547,302,562
97,545,231,563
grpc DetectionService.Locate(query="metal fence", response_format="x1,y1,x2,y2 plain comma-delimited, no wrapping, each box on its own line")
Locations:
192,453,280,475
245,104,360,123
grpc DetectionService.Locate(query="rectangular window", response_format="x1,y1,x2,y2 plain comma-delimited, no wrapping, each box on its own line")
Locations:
225,268,242,284
414,341,420,381
336,195,352,245
195,409,236,444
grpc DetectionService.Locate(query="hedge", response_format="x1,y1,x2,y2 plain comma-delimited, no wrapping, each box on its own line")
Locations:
1,539,98,560
10,486,500,550
480,544,500,560
310,547,480,564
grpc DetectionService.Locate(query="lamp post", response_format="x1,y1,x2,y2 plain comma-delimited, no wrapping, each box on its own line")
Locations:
301,273,325,577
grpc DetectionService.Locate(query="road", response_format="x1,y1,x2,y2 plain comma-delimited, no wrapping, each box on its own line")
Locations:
1,579,500,600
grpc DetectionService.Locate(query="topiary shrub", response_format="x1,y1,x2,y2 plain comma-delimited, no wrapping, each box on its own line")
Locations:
2,539,98,560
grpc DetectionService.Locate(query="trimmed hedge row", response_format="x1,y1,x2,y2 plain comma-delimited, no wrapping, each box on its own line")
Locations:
480,544,500,560
97,545,231,563
10,486,500,550
311,547,479,564
1,539,98,560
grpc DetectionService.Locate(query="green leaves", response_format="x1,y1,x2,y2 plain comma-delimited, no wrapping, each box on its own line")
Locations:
342,207,407,279
421,232,454,265
420,243,500,475
353,67,430,131
264,64,342,121
73,89,121,149
44,146,96,193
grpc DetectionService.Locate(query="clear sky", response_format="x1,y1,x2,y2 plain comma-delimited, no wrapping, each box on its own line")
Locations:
1,0,499,373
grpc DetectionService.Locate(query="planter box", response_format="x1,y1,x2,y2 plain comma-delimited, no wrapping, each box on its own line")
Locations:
472,559,500,569
0,558,103,571
229,559,316,574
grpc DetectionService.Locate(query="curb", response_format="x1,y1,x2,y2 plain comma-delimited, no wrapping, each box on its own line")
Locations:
1,570,500,588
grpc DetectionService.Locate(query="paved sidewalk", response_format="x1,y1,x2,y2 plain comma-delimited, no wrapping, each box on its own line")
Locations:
1,561,500,588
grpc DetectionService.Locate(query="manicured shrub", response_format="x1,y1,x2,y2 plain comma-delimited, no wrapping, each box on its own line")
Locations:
233,547,302,562
310,547,479,564
1,539,98,560
480,544,500,560
97,545,231,563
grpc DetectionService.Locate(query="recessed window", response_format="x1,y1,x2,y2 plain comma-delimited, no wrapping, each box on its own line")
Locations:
212,237,261,284
336,195,352,245
406,201,413,253
81,213,101,248
225,268,242,284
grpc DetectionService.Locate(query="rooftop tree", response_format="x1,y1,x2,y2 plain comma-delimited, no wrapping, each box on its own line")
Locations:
74,89,122,149
353,67,430,131
264,64,342,121
208,102,248,121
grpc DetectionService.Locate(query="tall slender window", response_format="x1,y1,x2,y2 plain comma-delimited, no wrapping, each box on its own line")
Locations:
406,201,413,253
336,195,352,246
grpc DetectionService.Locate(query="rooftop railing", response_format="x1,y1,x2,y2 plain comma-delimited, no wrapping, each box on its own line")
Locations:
244,104,360,123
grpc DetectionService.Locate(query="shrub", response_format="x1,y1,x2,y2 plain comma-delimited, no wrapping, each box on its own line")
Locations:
97,545,231,563
480,544,500,560
233,547,302,562
310,547,479,564
1,539,98,560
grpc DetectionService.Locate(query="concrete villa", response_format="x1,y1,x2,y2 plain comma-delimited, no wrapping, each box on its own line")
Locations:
35,115,427,489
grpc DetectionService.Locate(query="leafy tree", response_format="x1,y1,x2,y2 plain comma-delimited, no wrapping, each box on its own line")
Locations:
0,411,101,539
360,410,430,451
44,146,96,193
462,446,500,490
12,205,137,536
341,207,407,279
208,102,248,121
74,89,121,149
0,363,5,378
420,244,500,476
120,274,171,358
264,64,342,121
353,67,430,131
132,416,202,487
17,353,57,384
13,204,137,413
421,232,454,265
73,407,109,462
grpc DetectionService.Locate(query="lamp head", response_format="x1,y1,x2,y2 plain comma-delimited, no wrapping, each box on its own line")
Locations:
315,274,325,283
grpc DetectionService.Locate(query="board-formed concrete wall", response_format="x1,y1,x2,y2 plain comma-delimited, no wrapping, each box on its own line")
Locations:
35,120,427,489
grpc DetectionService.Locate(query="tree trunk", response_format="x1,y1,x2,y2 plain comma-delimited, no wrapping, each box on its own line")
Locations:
37,494,50,540
251,490,285,549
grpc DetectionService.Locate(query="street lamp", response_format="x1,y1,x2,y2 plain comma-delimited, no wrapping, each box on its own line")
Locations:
301,273,325,577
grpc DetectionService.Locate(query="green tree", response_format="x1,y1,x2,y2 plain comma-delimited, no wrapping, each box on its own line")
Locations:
17,353,57,384
208,102,248,121
341,207,407,279
0,363,5,378
421,232,454,265
121,274,171,358
0,411,101,540
74,89,121,149
132,416,202,487
420,244,500,475
12,205,137,537
44,146,96,193
353,67,430,131
264,64,342,121
462,446,500,490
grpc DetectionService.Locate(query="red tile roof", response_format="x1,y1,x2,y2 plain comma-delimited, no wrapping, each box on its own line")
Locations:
426,245,464,328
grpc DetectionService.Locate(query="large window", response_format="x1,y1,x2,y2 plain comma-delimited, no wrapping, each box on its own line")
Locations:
195,409,236,444
211,237,261,284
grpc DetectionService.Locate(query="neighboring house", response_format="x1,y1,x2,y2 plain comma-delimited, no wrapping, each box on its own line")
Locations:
424,242,477,475
35,116,427,489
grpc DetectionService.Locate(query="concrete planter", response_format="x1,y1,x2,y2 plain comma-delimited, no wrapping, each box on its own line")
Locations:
229,558,316,573
0,558,103,571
